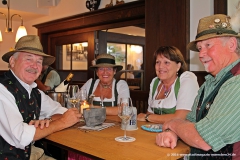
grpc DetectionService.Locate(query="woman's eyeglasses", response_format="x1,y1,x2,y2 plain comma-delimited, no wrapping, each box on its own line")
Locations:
97,67,114,72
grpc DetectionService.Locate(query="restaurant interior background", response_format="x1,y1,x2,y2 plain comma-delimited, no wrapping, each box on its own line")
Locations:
0,1,238,159
0,0,238,90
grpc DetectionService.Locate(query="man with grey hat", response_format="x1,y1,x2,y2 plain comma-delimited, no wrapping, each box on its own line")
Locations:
156,14,240,159
0,35,81,159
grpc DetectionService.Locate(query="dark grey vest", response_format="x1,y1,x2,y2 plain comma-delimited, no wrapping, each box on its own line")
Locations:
0,70,41,160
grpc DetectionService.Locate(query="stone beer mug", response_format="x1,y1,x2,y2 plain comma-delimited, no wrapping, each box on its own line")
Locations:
121,107,137,130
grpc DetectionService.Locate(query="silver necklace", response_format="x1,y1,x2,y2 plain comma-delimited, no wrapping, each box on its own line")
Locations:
163,84,172,97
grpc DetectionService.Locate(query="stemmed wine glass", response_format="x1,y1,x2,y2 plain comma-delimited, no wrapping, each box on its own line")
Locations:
100,85,105,107
79,89,87,113
100,95,104,108
115,97,136,142
67,85,80,108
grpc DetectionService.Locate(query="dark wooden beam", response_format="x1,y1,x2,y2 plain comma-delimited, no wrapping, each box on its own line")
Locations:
33,1,145,34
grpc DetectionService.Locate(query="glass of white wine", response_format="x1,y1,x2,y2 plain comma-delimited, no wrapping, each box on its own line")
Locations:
79,89,88,113
115,97,136,142
79,89,87,105
100,95,104,108
67,85,80,108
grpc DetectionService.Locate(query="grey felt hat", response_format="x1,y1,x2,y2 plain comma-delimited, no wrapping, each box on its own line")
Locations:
90,53,123,72
2,35,55,65
187,14,240,51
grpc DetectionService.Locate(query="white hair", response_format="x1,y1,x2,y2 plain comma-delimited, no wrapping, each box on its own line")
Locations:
219,37,240,56
8,52,20,68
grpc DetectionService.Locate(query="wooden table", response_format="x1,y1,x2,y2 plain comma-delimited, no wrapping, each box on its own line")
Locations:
44,116,190,160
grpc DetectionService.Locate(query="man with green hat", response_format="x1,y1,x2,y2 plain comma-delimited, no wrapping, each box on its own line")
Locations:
0,35,81,159
156,14,240,159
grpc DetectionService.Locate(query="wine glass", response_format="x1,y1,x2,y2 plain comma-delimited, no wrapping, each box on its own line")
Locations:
100,85,104,107
79,89,88,113
67,85,80,108
100,95,104,108
115,97,136,142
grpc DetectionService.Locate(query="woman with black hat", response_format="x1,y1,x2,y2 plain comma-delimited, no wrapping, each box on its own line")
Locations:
81,53,130,115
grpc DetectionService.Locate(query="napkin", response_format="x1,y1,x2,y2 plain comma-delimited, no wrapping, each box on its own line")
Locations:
78,123,115,131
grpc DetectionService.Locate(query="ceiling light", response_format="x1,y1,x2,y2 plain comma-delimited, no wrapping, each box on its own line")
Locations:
0,0,27,42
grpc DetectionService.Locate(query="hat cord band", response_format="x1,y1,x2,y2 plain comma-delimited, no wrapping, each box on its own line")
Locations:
17,47,43,52
196,28,238,39
96,58,115,65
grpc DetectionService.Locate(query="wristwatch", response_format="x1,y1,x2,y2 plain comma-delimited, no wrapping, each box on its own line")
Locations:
145,114,151,122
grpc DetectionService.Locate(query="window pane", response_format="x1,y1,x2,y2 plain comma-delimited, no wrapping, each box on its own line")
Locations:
107,42,126,69
127,44,143,70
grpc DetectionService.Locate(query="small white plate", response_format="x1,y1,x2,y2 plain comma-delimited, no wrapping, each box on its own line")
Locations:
141,124,162,132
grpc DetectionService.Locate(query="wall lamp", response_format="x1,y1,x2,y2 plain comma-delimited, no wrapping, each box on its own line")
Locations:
0,0,27,42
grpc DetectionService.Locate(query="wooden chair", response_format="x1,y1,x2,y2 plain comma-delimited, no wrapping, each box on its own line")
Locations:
126,78,141,90
130,90,149,114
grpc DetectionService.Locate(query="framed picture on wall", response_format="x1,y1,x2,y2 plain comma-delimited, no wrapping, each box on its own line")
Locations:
56,42,88,70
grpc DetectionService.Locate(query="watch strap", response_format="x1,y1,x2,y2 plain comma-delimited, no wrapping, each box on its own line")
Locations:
145,114,151,122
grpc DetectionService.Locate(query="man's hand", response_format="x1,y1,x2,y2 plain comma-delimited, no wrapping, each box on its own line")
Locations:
29,119,51,129
60,107,82,127
156,130,178,149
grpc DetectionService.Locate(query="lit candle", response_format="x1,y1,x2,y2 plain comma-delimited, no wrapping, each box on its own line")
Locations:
80,101,89,114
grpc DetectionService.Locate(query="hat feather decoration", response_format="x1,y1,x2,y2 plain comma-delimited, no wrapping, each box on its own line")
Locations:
229,1,240,33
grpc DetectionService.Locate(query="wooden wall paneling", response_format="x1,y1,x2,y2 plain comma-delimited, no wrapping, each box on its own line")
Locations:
192,71,208,87
145,0,190,91
214,0,227,14
88,32,96,79
33,1,145,34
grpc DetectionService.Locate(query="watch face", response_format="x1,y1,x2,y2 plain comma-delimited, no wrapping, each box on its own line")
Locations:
86,0,101,11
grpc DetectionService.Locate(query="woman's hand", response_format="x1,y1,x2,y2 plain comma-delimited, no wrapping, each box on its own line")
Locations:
29,119,51,129
137,113,147,121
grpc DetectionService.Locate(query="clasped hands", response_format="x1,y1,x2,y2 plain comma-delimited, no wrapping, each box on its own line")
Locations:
156,118,183,149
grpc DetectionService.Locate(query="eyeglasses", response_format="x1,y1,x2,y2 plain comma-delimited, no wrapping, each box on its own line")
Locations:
97,67,114,72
